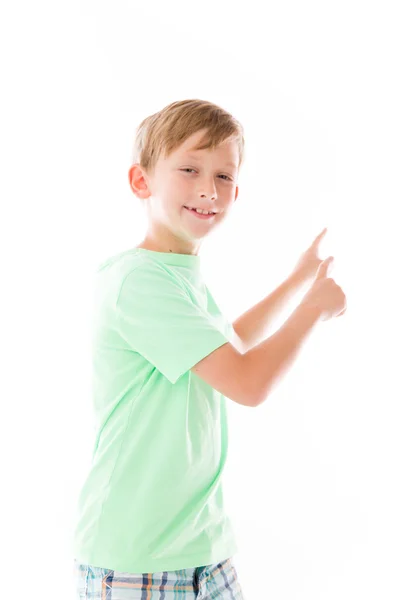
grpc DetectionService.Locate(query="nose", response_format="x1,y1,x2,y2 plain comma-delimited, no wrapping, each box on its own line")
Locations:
198,177,217,201
199,188,217,201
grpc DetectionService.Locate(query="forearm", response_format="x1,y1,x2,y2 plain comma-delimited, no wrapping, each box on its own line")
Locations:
232,270,310,353
244,301,323,407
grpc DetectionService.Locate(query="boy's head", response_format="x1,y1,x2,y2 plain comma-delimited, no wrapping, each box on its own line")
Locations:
128,99,245,255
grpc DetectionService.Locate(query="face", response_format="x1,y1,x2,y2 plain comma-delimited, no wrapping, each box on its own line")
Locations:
128,128,240,255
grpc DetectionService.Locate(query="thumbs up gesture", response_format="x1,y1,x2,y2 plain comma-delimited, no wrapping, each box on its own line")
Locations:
301,256,347,321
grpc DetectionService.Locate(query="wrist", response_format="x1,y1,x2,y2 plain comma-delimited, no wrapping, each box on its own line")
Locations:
297,300,324,323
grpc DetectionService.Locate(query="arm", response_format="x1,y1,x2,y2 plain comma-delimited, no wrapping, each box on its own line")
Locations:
191,299,322,408
232,270,310,353
243,301,323,406
193,233,329,406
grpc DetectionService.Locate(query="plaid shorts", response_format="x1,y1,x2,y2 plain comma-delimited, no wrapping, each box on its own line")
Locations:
73,556,245,599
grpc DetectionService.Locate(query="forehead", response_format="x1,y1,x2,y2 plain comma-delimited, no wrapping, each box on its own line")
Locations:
182,153,238,170
171,131,239,168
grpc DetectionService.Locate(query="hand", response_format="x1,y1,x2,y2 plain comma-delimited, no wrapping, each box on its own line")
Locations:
302,256,347,320
292,227,328,283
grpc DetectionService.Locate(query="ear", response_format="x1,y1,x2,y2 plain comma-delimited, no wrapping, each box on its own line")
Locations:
128,164,152,200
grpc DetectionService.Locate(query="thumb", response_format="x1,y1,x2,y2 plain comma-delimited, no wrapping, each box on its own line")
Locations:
315,256,334,280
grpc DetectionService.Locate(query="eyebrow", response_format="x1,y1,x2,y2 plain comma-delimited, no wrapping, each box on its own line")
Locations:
183,153,238,170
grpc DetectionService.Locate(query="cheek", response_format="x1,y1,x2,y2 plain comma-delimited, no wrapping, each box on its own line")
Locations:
174,176,189,193
173,179,190,204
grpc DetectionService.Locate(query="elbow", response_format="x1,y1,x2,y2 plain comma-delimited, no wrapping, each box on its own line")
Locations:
251,387,270,408
250,389,261,408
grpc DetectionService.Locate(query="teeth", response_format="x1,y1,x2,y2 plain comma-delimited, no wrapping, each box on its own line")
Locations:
194,208,215,215
185,206,216,215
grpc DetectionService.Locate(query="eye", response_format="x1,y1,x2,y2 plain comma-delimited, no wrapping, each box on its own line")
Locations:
180,168,232,181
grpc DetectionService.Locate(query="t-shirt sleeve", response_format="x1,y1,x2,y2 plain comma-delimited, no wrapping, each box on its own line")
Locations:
114,263,231,384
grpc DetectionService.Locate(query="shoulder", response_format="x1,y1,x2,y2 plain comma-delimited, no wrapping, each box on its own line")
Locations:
116,255,189,302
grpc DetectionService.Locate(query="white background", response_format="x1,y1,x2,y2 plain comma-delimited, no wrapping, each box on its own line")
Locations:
2,0,399,598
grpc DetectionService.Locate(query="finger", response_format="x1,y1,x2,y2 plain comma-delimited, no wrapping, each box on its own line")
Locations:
316,255,334,280
311,227,328,248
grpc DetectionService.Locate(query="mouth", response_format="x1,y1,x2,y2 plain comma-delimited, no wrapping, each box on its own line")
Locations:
183,206,217,219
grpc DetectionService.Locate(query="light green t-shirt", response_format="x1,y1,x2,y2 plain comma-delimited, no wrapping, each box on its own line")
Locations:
72,247,239,573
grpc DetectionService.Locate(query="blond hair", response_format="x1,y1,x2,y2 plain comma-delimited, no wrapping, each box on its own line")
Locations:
131,99,245,177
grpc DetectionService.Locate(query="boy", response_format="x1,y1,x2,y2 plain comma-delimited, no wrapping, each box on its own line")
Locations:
72,99,346,599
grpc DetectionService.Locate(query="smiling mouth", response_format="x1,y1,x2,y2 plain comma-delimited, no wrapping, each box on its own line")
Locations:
183,206,217,218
